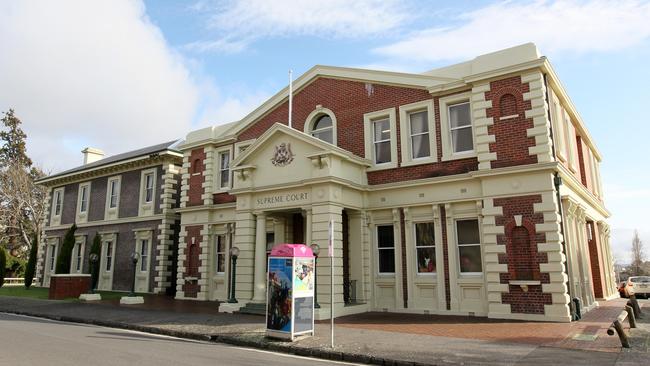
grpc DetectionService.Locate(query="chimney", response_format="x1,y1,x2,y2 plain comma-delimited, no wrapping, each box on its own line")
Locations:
81,147,104,165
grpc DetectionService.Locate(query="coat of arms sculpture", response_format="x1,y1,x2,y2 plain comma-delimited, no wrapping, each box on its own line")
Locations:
271,142,294,167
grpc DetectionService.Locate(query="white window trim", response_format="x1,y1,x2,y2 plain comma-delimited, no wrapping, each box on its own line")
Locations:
103,239,116,273
413,221,437,276
70,236,86,274
47,240,59,273
76,182,91,223
105,175,121,220
135,233,151,273
399,100,437,166
234,139,255,160
564,111,578,173
454,218,483,276
304,106,337,146
214,146,233,192
375,224,396,275
215,234,227,275
364,107,398,170
50,188,65,226
138,168,157,217
439,92,477,161
549,90,567,163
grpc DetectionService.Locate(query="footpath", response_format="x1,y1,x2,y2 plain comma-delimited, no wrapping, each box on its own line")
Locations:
0,296,648,366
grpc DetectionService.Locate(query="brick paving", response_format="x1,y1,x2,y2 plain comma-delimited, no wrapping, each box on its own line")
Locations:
333,298,628,353
0,295,647,366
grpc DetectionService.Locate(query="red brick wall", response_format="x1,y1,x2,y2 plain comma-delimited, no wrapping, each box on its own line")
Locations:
188,149,206,207
237,78,479,185
494,195,553,314
48,275,91,300
485,76,537,169
213,192,237,204
183,225,202,298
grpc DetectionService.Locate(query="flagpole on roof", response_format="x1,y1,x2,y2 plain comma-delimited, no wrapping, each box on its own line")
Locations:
288,69,293,128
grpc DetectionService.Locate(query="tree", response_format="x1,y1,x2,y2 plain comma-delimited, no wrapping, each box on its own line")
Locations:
0,248,6,288
24,234,38,288
89,234,101,291
0,109,47,258
0,109,31,167
55,224,77,274
631,230,645,276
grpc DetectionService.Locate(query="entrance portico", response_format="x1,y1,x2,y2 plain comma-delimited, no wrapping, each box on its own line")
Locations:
228,123,371,318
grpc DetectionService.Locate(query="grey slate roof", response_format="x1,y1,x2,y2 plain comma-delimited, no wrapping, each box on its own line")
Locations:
38,139,182,182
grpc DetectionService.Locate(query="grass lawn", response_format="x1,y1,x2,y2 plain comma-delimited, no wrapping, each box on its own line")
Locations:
0,286,145,301
0,286,50,299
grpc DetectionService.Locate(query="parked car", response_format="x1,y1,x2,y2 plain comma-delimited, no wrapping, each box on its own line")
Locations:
622,276,650,298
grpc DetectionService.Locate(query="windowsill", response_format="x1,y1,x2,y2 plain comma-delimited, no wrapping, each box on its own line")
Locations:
509,280,541,286
400,156,438,167
441,151,476,162
367,162,398,172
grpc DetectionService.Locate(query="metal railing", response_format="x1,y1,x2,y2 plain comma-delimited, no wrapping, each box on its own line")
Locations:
607,295,642,348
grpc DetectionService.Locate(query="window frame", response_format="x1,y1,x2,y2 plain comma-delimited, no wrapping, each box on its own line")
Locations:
214,146,233,192
304,107,337,146
104,175,121,220
413,221,436,276
71,238,85,274
139,239,149,272
144,173,154,203
48,242,58,273
439,92,476,161
376,224,396,275
104,241,114,272
218,150,231,190
215,234,227,274
364,108,398,170
454,218,483,276
51,187,65,226
399,100,437,166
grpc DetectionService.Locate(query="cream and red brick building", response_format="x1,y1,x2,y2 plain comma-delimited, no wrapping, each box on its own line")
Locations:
37,43,615,322
174,43,615,322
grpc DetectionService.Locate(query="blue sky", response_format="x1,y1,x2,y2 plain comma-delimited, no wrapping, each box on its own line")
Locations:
1,0,649,261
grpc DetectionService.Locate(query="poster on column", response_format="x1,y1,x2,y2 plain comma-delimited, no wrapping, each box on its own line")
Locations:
293,258,315,298
267,258,293,332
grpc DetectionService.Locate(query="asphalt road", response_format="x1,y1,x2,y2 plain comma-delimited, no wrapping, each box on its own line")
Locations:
0,313,360,366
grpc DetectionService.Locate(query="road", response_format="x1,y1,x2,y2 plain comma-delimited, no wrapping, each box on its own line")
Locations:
0,313,359,366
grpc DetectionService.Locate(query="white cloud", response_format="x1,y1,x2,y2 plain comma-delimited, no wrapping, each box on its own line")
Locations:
0,0,199,172
374,0,650,64
186,0,410,52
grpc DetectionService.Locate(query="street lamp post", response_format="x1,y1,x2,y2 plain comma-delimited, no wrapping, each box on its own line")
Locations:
129,252,140,297
309,243,321,308
228,246,240,303
89,253,99,294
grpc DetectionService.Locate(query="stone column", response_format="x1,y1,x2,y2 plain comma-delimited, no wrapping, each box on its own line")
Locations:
304,209,312,246
253,212,267,302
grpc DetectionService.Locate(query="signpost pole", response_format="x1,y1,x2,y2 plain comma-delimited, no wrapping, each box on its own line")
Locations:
329,219,334,348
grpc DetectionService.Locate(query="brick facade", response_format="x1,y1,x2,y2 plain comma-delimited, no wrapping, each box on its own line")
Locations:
485,76,538,169
182,225,202,298
494,195,553,315
187,148,206,206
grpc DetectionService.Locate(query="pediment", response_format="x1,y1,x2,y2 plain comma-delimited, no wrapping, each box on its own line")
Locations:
231,123,370,190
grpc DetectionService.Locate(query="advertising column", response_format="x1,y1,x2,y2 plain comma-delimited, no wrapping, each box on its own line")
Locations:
266,244,315,341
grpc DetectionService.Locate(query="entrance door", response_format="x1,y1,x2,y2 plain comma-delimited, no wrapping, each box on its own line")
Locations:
342,210,351,304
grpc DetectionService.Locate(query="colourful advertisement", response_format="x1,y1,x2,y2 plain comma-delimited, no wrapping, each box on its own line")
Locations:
293,258,315,298
267,258,293,332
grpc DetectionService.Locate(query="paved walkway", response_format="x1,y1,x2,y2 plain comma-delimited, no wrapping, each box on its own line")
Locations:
0,295,647,366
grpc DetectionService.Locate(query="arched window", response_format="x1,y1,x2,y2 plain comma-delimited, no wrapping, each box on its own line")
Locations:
499,93,518,117
192,159,201,174
305,108,337,145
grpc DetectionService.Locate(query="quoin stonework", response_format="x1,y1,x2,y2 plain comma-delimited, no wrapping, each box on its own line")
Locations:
35,43,615,322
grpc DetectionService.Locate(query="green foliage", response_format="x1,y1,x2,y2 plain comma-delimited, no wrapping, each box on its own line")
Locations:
55,224,77,274
0,248,6,288
6,255,26,277
89,233,101,288
24,235,38,288
0,109,32,168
